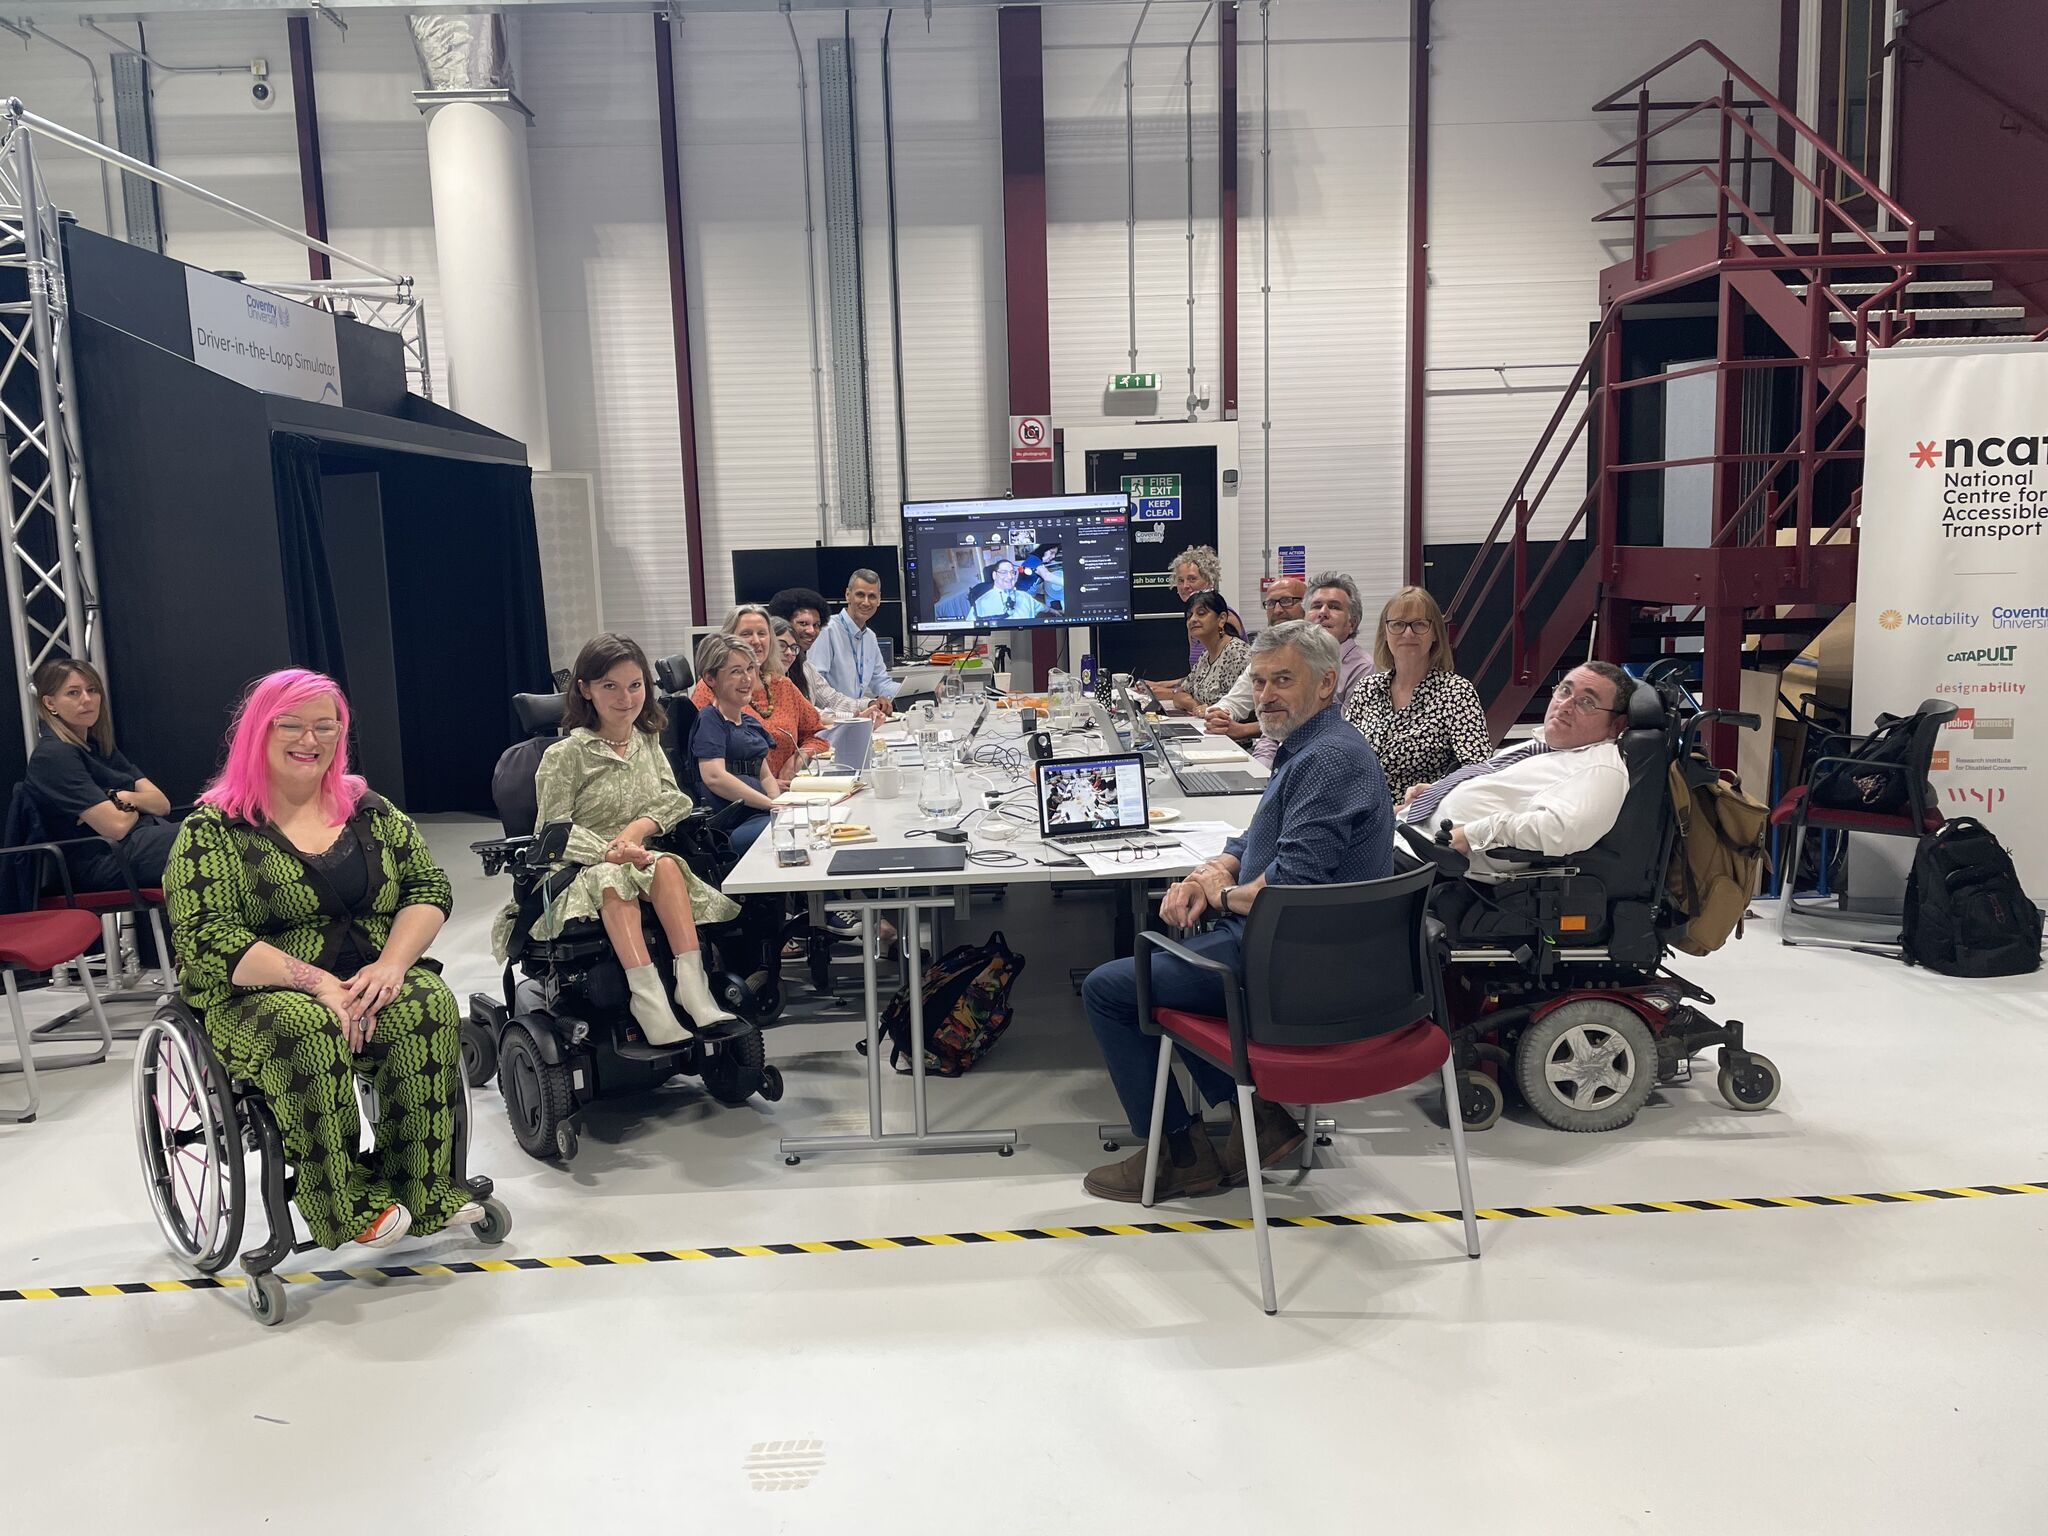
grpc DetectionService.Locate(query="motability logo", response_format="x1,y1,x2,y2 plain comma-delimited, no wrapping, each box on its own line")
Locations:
1878,607,1978,632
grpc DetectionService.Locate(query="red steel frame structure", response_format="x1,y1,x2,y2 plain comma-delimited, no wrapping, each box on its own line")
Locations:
1440,39,2048,761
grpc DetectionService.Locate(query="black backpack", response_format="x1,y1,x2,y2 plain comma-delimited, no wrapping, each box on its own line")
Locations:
1810,710,1926,816
1902,818,2041,978
859,931,1026,1077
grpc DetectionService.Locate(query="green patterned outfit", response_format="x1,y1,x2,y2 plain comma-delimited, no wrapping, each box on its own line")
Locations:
492,727,738,961
164,796,470,1251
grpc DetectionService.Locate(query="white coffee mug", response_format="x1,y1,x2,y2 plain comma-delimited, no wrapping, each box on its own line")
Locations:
871,758,902,799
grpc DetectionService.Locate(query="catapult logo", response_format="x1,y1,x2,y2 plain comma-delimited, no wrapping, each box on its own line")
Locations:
244,294,292,329
1947,642,2019,667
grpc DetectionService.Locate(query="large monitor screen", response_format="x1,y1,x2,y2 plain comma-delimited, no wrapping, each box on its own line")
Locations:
901,493,1133,634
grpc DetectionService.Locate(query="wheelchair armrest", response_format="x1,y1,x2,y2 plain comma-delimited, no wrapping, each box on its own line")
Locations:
1489,845,1571,867
1397,821,1470,878
470,835,535,879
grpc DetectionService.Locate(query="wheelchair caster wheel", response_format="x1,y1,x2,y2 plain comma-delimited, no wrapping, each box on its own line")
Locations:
998,1146,1014,1157
473,1198,513,1246
1102,1140,1120,1152
1458,1071,1504,1132
1717,1051,1780,1111
554,1124,579,1161
247,1272,287,1327
785,1154,802,1166
759,1065,785,1103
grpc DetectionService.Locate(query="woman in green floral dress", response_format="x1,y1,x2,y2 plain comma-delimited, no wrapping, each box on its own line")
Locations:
164,669,485,1252
525,633,742,1047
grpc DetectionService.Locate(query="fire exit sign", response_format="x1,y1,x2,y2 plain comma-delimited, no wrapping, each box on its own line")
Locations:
1121,472,1182,521
1108,372,1159,391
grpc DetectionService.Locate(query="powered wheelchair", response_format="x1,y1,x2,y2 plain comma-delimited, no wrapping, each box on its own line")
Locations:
463,693,786,1164
1401,677,1781,1134
133,998,508,1327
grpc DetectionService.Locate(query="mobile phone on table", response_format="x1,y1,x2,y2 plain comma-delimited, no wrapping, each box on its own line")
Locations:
776,846,811,867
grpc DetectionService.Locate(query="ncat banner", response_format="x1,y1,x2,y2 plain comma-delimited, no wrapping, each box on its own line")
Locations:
1857,344,2048,887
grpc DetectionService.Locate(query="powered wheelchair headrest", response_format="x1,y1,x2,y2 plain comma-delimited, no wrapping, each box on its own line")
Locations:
1625,678,1667,731
514,691,567,738
655,653,694,695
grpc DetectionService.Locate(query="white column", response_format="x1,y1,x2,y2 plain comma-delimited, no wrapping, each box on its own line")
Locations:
419,96,552,468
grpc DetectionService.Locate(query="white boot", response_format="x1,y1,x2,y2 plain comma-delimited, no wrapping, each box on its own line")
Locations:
672,949,738,1031
625,963,689,1045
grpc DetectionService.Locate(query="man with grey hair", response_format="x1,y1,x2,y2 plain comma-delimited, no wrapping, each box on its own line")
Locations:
1081,619,1394,1204
806,567,896,721
1206,571,1374,763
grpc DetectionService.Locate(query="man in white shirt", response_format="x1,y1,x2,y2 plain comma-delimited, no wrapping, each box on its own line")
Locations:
967,559,1048,622
1401,660,1634,878
806,569,898,721
1204,572,1373,763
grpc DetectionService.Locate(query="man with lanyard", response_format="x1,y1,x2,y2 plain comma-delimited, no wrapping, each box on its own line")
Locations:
806,569,898,722
1079,620,1394,1202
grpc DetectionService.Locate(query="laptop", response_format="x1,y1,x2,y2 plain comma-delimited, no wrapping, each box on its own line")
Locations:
828,845,968,877
1116,682,1265,797
1035,752,1168,849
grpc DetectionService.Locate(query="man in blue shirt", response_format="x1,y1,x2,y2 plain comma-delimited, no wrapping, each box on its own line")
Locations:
1081,620,1393,1202
805,569,899,721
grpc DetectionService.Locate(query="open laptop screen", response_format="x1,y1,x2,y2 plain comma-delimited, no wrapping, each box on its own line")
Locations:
1037,753,1149,837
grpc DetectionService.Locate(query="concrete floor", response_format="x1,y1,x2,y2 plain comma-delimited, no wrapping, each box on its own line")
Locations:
1,815,2042,1534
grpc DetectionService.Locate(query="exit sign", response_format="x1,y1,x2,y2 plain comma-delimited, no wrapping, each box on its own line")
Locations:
1108,372,1159,392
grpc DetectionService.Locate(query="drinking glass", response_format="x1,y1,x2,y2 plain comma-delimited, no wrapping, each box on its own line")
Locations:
806,797,832,847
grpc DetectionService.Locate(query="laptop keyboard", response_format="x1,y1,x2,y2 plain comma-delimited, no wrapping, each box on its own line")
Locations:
1175,769,1261,794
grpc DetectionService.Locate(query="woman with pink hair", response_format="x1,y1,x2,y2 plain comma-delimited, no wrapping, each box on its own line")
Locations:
161,669,485,1252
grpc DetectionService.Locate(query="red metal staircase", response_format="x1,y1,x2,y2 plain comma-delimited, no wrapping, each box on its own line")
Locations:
1441,40,2048,758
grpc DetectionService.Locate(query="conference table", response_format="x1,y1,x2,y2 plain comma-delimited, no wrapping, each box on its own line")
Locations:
722,701,1265,1164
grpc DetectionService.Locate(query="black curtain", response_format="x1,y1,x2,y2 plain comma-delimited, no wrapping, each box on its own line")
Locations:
269,432,352,691
379,455,550,813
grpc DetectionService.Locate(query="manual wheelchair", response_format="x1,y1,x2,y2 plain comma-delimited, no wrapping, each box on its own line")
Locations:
1403,677,1782,1134
134,998,508,1327
463,701,786,1164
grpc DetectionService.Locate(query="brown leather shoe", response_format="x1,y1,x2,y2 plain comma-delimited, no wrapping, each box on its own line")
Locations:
1083,1129,1224,1204
1217,1097,1306,1187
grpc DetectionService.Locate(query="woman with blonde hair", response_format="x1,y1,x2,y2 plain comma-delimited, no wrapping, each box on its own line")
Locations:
1341,585,1491,798
25,657,180,891
689,603,829,779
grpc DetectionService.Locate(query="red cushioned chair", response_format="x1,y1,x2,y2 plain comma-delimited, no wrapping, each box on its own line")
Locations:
1134,864,1481,1315
0,841,115,1124
1771,698,1954,953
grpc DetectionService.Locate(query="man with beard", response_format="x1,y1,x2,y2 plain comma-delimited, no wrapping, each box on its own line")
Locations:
1078,620,1393,1203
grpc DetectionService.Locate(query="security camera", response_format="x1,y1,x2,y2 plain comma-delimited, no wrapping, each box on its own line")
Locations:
250,58,272,108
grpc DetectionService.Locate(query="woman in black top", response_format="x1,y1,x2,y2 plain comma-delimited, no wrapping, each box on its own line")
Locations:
24,658,180,891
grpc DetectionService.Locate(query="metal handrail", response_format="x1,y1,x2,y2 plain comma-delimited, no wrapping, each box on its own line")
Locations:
1590,38,1916,234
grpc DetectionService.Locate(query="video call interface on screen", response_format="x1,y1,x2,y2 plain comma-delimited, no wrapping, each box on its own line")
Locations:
901,494,1134,633
1038,756,1148,835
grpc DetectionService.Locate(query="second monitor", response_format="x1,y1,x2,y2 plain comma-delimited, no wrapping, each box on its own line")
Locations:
901,492,1133,634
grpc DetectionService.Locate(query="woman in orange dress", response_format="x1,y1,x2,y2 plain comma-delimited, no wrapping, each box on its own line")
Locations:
690,604,829,780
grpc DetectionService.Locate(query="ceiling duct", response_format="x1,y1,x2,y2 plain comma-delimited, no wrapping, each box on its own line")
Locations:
408,11,515,94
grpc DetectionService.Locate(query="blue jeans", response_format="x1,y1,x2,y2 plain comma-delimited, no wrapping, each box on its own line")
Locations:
724,811,769,856
1082,925,1242,1139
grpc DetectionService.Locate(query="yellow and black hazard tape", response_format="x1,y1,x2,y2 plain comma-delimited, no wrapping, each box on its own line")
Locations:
5,1181,2042,1305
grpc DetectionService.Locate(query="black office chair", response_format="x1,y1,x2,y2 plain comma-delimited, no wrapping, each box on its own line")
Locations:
1132,865,1481,1315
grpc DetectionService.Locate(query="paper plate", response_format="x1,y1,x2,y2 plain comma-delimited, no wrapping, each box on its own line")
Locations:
1148,807,1182,823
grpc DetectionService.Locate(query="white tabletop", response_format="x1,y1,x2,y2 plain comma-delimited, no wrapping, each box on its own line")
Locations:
721,705,1263,896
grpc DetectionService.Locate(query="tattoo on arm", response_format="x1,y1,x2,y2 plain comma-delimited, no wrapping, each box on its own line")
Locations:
284,956,324,994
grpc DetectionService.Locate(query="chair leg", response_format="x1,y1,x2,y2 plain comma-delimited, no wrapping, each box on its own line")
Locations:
1299,1104,1316,1170
1776,820,1803,941
1139,1036,1174,1208
147,908,172,985
1,969,37,1123
1238,1084,1279,1314
1439,1056,1481,1259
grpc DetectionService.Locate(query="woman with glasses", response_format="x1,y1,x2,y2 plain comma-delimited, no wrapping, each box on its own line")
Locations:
1341,585,1491,797
1142,589,1252,713
161,669,489,1252
690,604,829,780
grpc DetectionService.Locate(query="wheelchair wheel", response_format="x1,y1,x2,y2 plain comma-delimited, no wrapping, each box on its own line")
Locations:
1718,1050,1781,1112
133,1008,246,1274
700,1025,768,1106
1457,1070,1504,1132
460,1020,498,1089
499,1024,575,1162
247,1271,287,1327
1516,999,1658,1133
